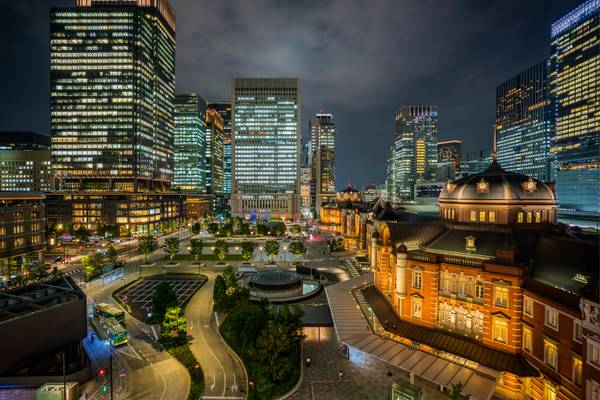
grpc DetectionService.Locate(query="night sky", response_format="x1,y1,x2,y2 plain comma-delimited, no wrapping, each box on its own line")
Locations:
0,0,582,189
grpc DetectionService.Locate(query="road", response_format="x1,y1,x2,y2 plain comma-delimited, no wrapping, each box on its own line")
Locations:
82,248,191,400
185,270,246,400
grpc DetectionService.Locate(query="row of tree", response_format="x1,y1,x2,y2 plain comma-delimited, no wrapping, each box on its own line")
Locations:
214,267,304,398
80,245,122,280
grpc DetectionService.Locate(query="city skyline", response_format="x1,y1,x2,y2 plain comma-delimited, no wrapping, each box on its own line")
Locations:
1,0,584,189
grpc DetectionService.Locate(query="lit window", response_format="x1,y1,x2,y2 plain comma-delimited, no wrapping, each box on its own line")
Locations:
544,339,558,369
535,211,542,223
522,324,533,352
523,296,534,318
475,281,484,299
479,211,486,222
526,211,533,223
545,307,559,330
517,212,524,223
494,286,509,308
493,318,508,343
544,381,557,400
489,211,496,223
573,356,582,386
411,297,422,319
412,270,423,290
469,210,477,222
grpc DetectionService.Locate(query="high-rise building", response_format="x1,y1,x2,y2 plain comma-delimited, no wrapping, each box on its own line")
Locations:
460,148,493,177
309,112,336,215
174,93,207,192
496,61,552,181
550,0,600,212
387,106,438,204
231,78,301,221
50,0,176,191
0,132,52,192
208,101,232,195
205,108,225,195
437,140,462,181
300,165,312,219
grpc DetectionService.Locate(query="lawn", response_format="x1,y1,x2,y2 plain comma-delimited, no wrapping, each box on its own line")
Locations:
163,254,246,262
167,344,204,400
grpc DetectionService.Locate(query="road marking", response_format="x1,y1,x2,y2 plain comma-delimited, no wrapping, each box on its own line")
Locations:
211,373,216,391
231,373,238,392
214,311,220,327
116,343,143,360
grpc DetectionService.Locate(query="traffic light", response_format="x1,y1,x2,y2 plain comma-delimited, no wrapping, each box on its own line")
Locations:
101,384,109,393
98,368,106,376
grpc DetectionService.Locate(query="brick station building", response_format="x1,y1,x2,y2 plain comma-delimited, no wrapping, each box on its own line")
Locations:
366,160,599,399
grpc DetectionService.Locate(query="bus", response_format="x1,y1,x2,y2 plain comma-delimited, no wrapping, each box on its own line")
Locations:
98,316,129,347
95,302,125,323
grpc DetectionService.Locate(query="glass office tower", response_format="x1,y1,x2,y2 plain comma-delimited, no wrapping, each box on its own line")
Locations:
550,0,599,212
174,93,206,192
205,108,225,195
231,78,301,221
388,106,438,204
309,112,336,216
50,0,176,191
208,101,232,195
496,61,552,181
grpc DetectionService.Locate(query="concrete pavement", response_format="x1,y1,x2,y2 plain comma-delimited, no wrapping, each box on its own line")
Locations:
185,270,246,400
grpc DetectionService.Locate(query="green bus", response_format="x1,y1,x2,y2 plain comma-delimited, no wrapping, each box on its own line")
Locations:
99,316,129,347
95,302,125,323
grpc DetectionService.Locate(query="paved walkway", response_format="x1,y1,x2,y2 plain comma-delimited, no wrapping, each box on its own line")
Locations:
289,329,448,400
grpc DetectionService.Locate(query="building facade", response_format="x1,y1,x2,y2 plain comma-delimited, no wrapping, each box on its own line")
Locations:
231,78,301,221
174,93,207,192
0,193,46,271
368,160,598,399
0,132,51,192
208,101,232,195
46,192,185,237
550,0,600,212
309,112,336,216
437,140,462,181
388,106,438,204
205,108,225,195
496,60,552,181
50,0,176,191
460,148,493,178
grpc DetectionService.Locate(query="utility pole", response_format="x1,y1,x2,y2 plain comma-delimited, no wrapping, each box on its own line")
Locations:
109,341,114,400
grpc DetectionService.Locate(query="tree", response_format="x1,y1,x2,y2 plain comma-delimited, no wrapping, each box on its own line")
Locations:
51,267,64,279
30,264,49,281
45,223,59,240
213,275,228,312
328,237,344,252
448,382,470,400
271,222,286,237
189,238,204,266
160,307,187,346
240,242,256,261
207,222,219,236
264,240,280,263
219,222,233,237
106,245,119,266
288,241,306,260
222,265,237,289
252,322,295,384
214,240,229,262
255,223,268,236
74,226,91,242
239,222,250,236
191,222,201,236
289,224,301,235
152,281,179,322
138,235,158,263
81,253,104,280
163,237,180,262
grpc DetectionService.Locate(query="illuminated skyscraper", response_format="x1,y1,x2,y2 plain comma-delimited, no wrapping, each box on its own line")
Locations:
550,0,599,212
387,106,438,203
231,78,301,220
50,0,176,191
208,101,232,195
174,93,206,192
0,132,52,192
205,108,225,195
496,61,552,181
309,112,336,216
437,140,462,181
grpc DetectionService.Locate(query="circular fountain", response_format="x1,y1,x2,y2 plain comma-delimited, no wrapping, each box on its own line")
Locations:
247,269,321,302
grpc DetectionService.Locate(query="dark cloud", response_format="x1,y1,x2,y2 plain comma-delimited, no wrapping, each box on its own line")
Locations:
0,0,582,189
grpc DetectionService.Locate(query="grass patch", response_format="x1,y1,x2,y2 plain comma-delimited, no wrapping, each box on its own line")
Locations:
167,344,204,400
163,254,246,262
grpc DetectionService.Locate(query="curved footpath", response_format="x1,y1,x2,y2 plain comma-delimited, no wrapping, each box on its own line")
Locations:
185,270,246,400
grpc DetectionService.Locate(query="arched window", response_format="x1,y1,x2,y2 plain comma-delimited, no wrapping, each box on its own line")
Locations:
475,281,484,299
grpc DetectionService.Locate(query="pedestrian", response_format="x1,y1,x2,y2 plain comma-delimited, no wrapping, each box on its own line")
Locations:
306,357,311,368
90,333,95,344
338,370,343,380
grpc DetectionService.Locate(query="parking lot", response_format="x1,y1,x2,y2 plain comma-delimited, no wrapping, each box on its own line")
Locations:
120,275,207,321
